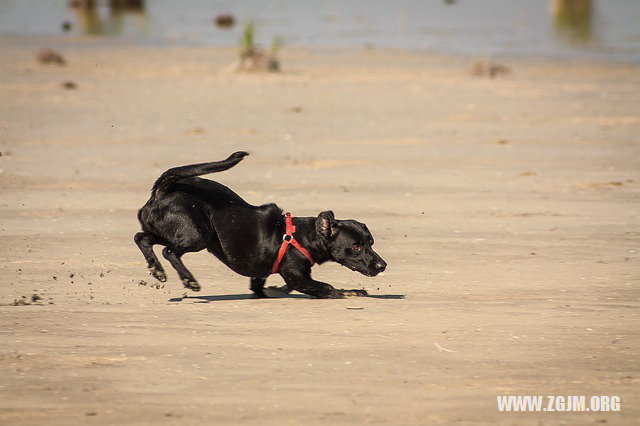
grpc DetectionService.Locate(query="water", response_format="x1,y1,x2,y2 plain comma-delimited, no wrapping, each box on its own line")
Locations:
0,0,639,63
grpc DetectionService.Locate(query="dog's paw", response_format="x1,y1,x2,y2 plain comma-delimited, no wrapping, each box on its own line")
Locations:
149,266,167,283
181,278,201,292
263,286,290,298
340,289,368,297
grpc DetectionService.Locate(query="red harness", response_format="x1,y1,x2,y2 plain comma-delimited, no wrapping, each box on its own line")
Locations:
271,212,314,274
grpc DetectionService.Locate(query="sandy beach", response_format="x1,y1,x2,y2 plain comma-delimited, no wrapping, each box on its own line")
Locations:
0,34,639,424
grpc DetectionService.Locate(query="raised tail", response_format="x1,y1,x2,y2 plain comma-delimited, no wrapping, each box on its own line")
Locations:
152,151,249,196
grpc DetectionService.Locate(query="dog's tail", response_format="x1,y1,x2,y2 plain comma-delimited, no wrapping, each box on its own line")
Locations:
152,151,249,196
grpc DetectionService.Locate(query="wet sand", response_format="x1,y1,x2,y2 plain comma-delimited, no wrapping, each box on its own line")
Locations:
0,35,639,424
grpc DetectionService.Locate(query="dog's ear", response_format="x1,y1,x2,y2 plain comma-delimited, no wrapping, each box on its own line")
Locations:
316,210,339,238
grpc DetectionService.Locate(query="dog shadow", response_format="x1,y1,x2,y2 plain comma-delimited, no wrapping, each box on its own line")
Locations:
169,293,404,303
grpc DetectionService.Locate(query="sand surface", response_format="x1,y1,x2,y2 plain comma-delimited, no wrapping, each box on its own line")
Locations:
1,35,639,424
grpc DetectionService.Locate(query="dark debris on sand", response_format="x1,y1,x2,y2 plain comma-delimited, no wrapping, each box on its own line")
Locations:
36,49,66,66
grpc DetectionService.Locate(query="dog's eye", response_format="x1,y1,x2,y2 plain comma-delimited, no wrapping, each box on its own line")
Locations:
352,244,363,252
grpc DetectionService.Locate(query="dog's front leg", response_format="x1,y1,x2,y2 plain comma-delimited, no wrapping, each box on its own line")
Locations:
251,278,293,298
285,275,338,298
279,265,366,299
250,277,267,298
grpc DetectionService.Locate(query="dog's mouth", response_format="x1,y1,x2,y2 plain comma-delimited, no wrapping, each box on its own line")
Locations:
342,263,380,277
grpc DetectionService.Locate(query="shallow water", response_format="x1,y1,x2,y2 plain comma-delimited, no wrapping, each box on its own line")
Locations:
0,0,638,63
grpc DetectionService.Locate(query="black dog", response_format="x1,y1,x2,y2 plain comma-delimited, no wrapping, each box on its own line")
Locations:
134,151,386,299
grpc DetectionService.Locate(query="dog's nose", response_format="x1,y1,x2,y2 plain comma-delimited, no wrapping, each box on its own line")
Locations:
374,260,386,272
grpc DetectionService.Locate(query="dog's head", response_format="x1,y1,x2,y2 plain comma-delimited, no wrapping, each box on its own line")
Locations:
316,211,387,277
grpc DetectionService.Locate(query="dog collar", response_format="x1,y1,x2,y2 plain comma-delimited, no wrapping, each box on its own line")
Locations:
271,212,314,273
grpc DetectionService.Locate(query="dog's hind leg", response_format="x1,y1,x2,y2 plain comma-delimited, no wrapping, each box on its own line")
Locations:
134,232,167,282
162,247,201,291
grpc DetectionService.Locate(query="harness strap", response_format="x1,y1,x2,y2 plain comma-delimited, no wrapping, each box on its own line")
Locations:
271,213,314,274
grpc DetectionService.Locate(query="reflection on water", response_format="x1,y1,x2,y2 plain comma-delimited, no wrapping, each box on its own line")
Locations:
551,0,593,45
0,0,637,63
70,0,145,36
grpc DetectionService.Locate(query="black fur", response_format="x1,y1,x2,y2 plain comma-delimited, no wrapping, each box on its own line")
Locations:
135,151,387,299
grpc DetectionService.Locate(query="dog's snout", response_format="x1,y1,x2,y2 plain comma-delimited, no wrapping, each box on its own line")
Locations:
374,260,387,272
